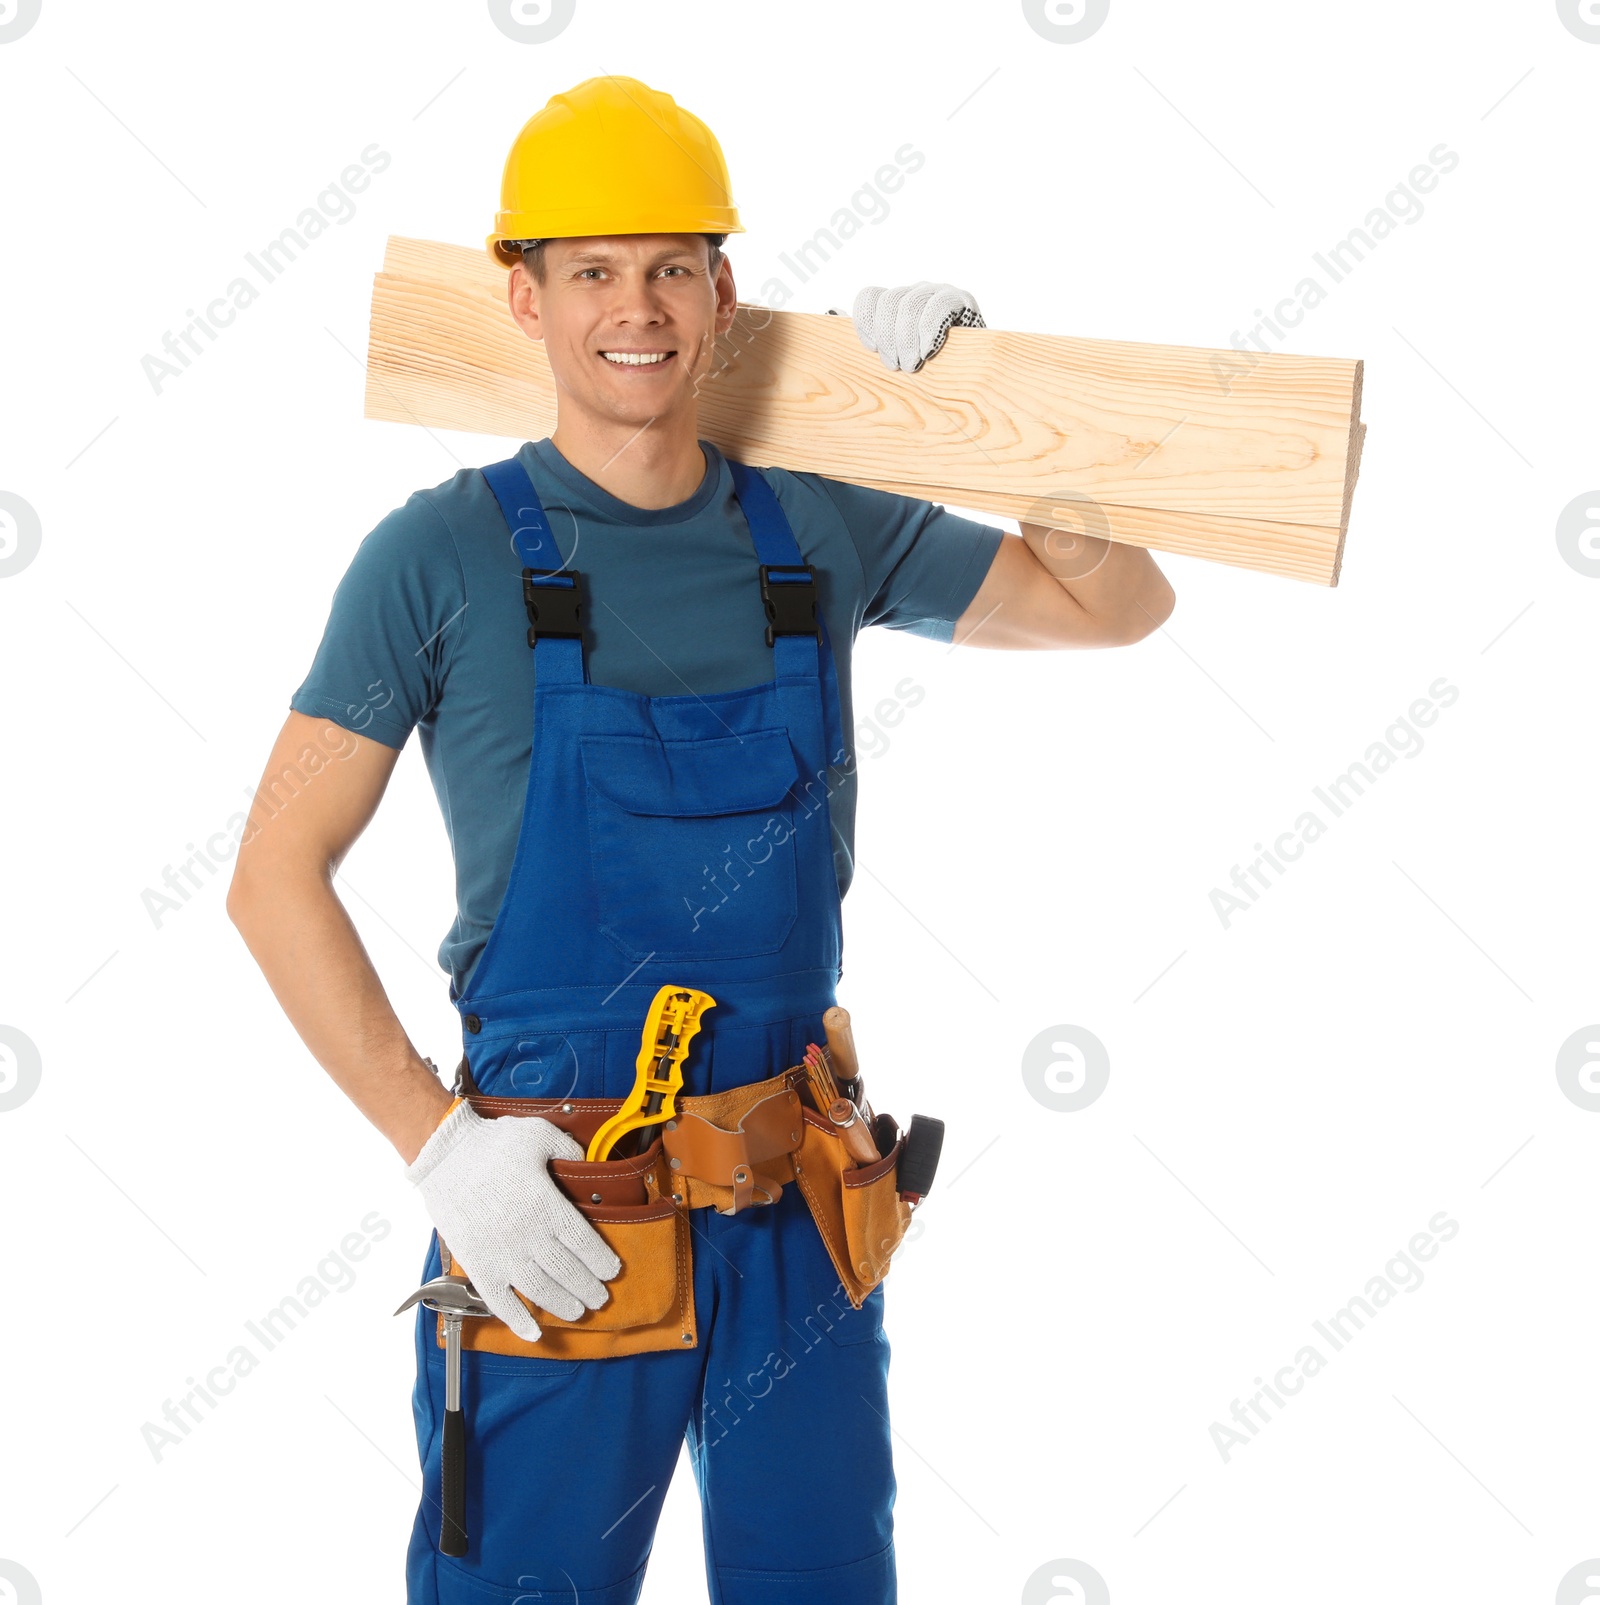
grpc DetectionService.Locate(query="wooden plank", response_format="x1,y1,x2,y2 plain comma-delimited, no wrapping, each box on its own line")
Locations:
850,472,1362,588
365,236,1363,585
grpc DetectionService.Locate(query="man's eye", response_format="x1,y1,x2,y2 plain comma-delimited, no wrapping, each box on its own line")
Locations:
575,265,687,280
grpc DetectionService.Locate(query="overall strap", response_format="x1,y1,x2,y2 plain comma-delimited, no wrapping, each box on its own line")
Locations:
481,455,585,685
726,460,848,768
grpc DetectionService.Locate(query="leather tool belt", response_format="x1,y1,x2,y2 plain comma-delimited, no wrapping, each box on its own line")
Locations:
464,1063,810,1216
435,1057,914,1361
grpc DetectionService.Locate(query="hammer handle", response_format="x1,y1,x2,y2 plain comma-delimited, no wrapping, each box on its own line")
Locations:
440,1407,468,1556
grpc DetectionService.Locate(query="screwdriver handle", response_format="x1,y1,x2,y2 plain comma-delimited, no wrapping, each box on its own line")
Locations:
822,1006,859,1084
827,1097,881,1166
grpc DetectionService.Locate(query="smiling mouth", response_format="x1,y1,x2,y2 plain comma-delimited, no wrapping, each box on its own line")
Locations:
599,349,676,367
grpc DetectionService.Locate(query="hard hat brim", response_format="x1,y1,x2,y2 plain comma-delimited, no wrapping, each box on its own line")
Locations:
488,209,744,268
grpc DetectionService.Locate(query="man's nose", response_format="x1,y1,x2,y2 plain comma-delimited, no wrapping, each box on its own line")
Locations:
606,274,669,322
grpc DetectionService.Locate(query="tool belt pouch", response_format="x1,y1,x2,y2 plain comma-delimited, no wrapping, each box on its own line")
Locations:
659,1078,805,1214
793,1108,914,1308
440,1132,696,1361
436,1073,805,1361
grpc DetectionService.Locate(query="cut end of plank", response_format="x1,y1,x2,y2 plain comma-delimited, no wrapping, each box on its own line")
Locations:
1328,360,1367,588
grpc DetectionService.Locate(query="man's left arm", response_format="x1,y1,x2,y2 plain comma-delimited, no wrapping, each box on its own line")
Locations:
842,281,1177,651
954,523,1175,650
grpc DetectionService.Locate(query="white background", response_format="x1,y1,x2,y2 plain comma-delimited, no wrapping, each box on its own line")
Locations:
2,2,1597,1602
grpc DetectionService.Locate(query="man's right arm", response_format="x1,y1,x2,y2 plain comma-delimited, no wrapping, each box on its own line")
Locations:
226,711,453,1163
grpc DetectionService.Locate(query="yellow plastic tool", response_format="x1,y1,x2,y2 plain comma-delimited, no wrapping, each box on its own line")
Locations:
586,985,717,1162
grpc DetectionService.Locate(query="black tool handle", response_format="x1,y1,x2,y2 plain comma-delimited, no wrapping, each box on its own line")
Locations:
897,1114,946,1200
440,1406,468,1556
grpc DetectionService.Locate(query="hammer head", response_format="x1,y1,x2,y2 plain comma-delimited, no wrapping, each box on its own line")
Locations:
394,1273,492,1319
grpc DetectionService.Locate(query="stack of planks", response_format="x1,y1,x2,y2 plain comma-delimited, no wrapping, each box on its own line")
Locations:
365,236,1364,586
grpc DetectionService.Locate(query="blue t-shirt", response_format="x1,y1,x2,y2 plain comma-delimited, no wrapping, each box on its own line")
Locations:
291,437,1002,993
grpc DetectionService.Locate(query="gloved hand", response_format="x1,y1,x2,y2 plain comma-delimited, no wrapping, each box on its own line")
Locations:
832,281,987,373
406,1100,622,1341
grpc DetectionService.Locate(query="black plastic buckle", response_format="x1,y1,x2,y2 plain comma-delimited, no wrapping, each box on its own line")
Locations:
758,563,820,646
522,567,584,646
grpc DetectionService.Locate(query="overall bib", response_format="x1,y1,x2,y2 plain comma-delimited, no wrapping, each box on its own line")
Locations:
406,452,898,1605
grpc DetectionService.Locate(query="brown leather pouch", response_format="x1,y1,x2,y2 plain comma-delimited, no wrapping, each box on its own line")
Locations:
661,1079,805,1213
439,1135,698,1361
792,1108,914,1308
436,1070,809,1360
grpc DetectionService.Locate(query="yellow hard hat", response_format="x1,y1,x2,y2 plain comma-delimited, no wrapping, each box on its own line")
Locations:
487,75,744,267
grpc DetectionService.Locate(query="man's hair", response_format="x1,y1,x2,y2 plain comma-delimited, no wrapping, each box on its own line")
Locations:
516,234,726,285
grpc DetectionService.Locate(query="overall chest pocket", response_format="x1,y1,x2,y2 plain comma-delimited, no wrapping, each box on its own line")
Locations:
581,728,802,963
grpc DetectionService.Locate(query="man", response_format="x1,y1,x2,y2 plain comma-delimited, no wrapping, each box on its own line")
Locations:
228,75,1172,1605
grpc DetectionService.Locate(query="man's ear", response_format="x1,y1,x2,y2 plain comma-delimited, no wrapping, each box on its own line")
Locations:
507,260,544,343
714,255,737,335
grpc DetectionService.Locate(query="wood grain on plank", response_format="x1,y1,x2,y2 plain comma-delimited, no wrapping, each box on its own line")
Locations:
365,236,1363,585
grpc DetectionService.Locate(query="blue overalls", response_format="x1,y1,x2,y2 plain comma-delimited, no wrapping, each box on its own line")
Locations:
406,451,898,1604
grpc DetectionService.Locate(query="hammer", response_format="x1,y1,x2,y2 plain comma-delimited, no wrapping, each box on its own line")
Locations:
395,1272,492,1557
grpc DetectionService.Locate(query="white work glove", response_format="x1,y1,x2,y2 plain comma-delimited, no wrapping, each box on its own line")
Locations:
406,1101,621,1341
832,282,986,372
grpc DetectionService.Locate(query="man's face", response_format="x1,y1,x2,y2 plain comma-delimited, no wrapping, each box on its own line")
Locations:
507,234,737,430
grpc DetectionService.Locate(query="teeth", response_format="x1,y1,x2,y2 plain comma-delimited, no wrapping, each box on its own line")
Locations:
602,351,671,365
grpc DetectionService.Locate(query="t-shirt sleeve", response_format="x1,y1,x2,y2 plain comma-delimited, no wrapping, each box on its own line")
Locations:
289,493,465,750
817,477,1004,644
